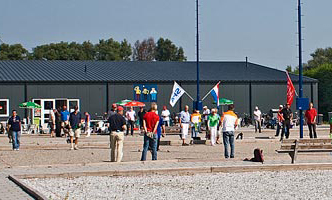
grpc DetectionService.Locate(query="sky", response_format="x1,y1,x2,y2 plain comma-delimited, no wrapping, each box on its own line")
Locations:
0,0,331,70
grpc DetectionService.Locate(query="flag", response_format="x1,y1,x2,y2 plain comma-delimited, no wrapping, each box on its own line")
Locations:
286,71,296,106
210,83,220,107
169,82,186,107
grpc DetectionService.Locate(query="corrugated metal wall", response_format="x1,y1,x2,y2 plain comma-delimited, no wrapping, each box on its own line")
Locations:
0,82,318,121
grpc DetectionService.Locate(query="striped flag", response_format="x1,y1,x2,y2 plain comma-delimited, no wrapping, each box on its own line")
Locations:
210,82,220,107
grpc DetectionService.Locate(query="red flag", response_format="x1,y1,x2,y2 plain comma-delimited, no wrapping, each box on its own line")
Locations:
286,71,296,106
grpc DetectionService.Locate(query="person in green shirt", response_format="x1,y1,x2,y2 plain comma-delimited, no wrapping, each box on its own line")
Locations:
208,108,221,146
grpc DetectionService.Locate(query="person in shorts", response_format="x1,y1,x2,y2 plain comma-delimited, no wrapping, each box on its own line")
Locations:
69,106,82,150
179,105,191,146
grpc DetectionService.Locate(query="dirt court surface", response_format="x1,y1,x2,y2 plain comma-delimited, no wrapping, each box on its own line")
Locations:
1,126,332,168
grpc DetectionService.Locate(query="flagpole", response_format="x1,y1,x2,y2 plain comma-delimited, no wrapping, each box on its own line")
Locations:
298,0,304,138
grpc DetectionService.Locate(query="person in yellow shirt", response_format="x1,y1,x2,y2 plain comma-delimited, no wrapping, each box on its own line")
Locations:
191,110,201,138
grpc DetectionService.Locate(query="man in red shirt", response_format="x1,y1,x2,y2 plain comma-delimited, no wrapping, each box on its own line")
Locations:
305,102,318,138
141,103,159,161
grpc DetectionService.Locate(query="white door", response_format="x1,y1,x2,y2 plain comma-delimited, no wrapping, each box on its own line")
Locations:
68,99,80,113
41,99,55,124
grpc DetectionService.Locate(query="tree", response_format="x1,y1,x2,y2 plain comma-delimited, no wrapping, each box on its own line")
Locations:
286,66,292,72
119,39,132,61
176,47,187,61
306,47,332,70
155,38,186,61
95,38,121,61
0,43,29,60
82,41,95,60
132,37,155,61
304,63,332,120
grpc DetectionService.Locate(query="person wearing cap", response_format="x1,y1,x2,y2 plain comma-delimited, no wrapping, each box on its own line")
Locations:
202,106,210,131
275,105,284,137
253,106,262,133
107,103,118,120
108,106,126,162
280,103,293,140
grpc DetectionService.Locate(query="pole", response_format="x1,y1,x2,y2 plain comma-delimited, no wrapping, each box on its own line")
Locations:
196,0,200,110
298,0,304,138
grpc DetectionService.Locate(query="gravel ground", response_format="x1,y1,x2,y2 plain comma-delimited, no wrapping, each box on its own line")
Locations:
2,127,332,167
24,170,332,200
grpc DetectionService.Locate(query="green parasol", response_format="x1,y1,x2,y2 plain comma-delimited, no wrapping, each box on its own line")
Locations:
219,98,234,105
212,98,234,105
115,99,132,106
19,101,41,109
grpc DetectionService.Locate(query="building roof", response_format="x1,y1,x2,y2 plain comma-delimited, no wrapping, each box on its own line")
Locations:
0,60,317,83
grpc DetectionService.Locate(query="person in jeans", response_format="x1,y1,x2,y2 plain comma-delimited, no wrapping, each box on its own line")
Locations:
220,104,238,158
305,102,318,138
275,105,284,137
208,108,220,146
280,103,293,141
108,106,126,162
137,107,146,130
156,114,166,151
253,106,262,133
126,106,136,136
7,110,21,151
191,110,201,139
179,105,191,146
161,106,171,126
141,103,159,161
55,107,62,137
68,106,82,150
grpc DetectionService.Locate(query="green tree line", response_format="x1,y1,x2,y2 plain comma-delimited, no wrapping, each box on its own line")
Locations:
0,37,186,61
287,47,332,119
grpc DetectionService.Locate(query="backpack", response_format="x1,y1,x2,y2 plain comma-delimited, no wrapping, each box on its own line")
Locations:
253,148,264,163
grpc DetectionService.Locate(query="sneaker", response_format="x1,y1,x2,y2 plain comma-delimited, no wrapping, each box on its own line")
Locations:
74,145,79,150
70,147,74,150
17,148,19,151
182,143,189,146
86,134,90,137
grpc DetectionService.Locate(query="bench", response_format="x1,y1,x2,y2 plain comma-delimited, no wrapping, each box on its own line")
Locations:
276,139,332,164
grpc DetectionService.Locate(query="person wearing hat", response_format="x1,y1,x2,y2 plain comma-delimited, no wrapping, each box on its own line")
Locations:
275,105,284,137
253,106,262,133
107,103,118,120
280,103,293,140
108,106,126,162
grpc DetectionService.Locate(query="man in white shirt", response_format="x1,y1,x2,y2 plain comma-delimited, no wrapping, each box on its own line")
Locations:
221,104,238,158
253,106,262,133
126,107,136,136
161,106,171,126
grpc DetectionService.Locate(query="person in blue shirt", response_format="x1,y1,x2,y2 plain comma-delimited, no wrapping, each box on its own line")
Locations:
61,105,70,136
156,115,166,151
7,110,21,150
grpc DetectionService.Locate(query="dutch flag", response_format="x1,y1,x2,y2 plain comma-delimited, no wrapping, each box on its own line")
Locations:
210,83,219,107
